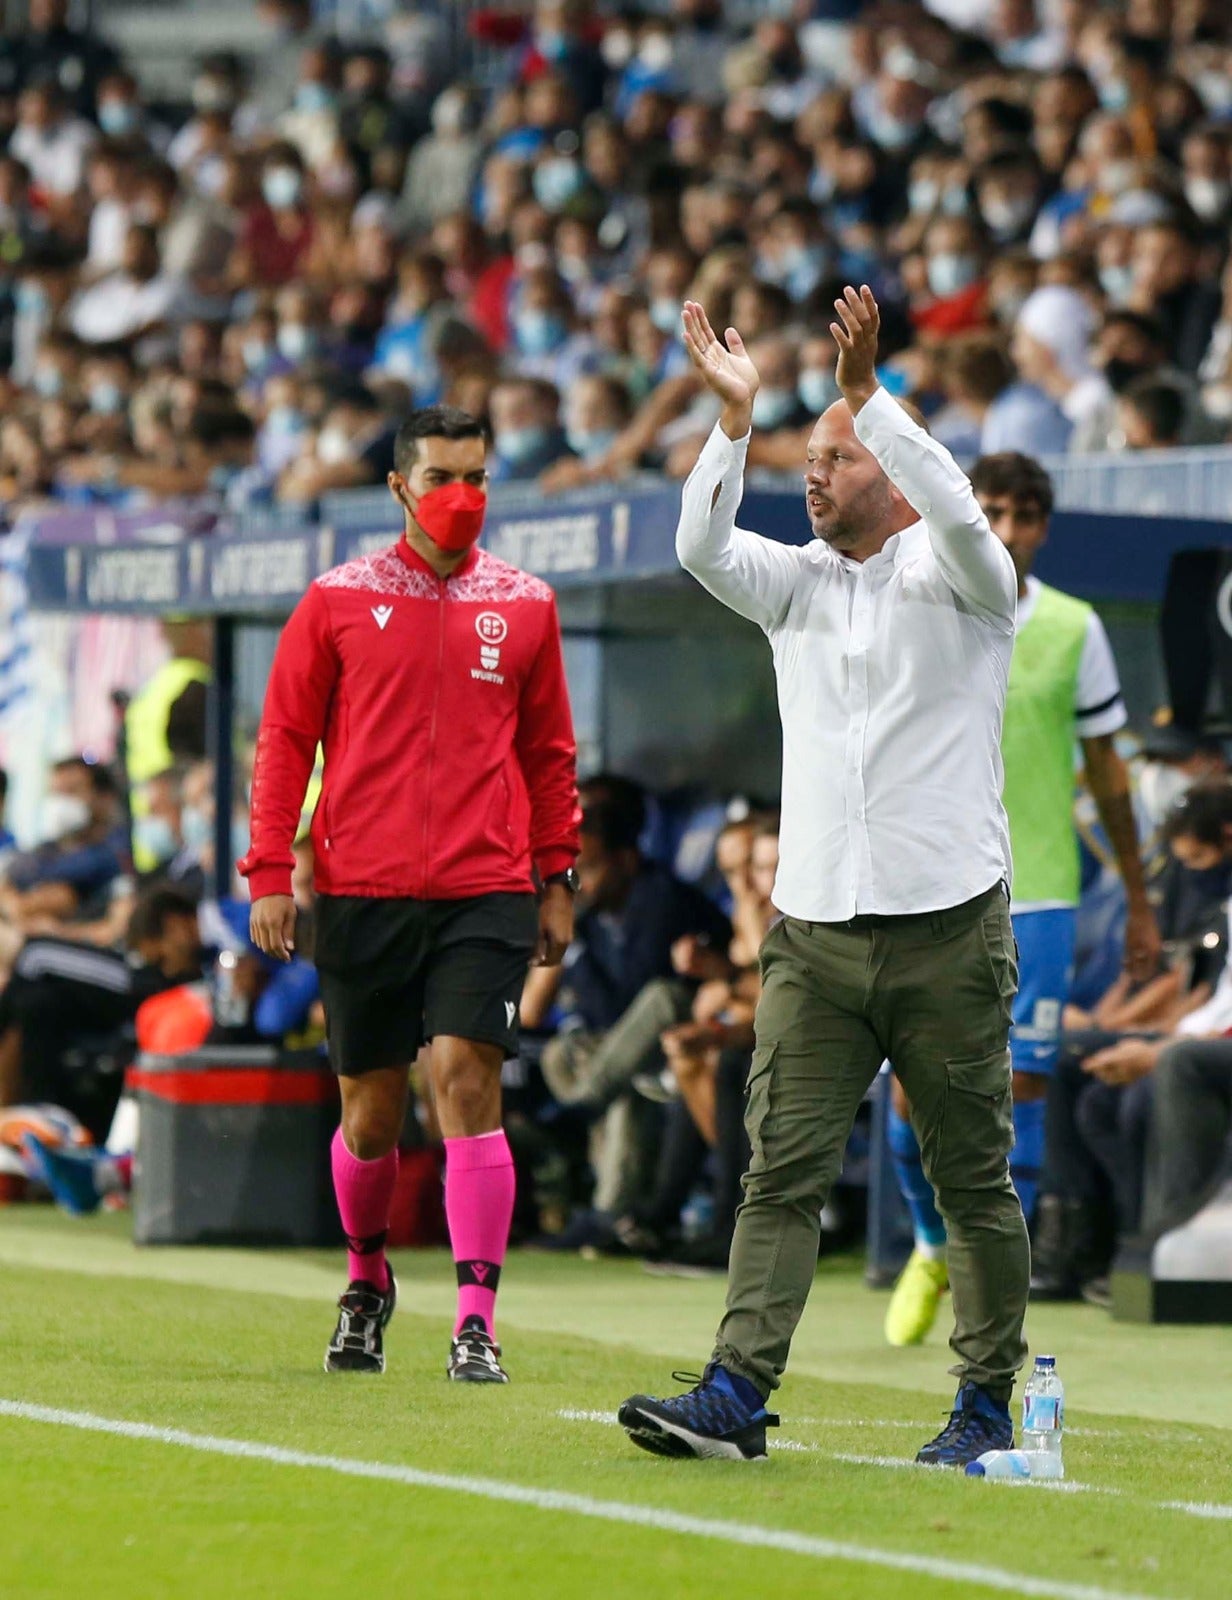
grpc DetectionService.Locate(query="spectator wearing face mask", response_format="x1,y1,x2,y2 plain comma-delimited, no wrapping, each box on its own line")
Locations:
1074,308,1208,450
489,376,570,483
507,266,601,393
1136,726,1229,842
974,150,1046,247
278,385,397,503
279,44,344,172
508,0,606,118
74,351,133,445
167,52,245,178
912,216,991,339
755,200,831,307
398,87,483,234
0,758,126,941
853,46,937,162
229,144,315,291
94,68,167,151
371,250,473,405
539,372,633,490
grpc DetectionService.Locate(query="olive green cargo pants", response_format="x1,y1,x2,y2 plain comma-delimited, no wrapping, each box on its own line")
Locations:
713,883,1029,1402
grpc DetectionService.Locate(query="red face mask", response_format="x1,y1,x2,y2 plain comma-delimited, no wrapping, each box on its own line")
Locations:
408,482,487,552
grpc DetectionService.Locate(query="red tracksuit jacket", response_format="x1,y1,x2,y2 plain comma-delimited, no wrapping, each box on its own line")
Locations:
239,537,580,902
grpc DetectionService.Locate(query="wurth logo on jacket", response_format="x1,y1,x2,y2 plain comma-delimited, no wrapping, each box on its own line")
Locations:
239,538,580,903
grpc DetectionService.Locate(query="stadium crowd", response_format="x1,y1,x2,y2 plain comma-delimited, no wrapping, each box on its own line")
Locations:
0,0,1231,522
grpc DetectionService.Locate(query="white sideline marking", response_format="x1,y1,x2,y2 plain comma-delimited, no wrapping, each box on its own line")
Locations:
1161,1502,1232,1520
557,1410,1232,1519
1,1398,1155,1600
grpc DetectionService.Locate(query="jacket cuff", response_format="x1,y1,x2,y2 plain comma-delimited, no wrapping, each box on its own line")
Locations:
243,864,294,901
535,847,577,883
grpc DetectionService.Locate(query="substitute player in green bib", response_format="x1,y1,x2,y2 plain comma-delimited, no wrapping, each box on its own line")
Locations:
884,451,1161,1346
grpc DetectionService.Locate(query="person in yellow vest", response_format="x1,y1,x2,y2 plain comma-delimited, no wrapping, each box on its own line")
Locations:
884,451,1161,1345
124,619,212,872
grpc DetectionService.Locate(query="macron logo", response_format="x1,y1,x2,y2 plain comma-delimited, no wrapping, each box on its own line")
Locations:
371,605,393,631
505,1001,516,1028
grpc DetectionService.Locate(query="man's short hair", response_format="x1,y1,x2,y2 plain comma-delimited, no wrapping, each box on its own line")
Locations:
970,452,1055,517
945,334,1015,406
1101,308,1166,349
1120,376,1186,445
580,798,642,855
53,755,118,798
1163,779,1232,848
127,885,201,948
579,772,645,844
393,406,487,475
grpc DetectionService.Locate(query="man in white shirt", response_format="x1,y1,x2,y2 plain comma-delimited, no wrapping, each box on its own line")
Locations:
619,286,1027,1468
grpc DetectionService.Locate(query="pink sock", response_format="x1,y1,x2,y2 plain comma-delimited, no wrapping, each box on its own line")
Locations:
331,1127,397,1291
444,1130,516,1337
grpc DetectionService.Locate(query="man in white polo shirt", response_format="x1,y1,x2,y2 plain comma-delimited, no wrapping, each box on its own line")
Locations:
618,286,1026,1467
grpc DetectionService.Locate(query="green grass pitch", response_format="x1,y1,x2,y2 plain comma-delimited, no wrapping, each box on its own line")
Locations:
1,1206,1229,1600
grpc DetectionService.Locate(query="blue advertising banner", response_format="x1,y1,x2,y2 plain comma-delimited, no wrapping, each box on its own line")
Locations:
20,489,1232,617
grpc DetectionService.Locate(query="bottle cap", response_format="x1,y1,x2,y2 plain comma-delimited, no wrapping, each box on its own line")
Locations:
964,1460,987,1476
1034,1355,1055,1368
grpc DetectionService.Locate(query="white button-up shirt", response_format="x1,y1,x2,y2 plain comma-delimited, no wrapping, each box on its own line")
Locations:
677,385,1018,921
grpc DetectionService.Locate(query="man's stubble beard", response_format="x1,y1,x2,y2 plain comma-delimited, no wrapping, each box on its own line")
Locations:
808,479,895,551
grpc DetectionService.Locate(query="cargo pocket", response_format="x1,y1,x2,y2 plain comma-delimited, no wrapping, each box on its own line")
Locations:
932,1047,1013,1190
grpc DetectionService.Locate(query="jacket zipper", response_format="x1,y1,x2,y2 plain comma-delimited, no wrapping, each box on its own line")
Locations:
420,579,447,896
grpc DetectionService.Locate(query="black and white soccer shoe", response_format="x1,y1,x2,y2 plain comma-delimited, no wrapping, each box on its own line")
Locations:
447,1315,509,1383
323,1275,398,1374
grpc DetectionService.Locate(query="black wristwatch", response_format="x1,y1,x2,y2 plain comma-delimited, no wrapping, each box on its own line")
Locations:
543,867,581,894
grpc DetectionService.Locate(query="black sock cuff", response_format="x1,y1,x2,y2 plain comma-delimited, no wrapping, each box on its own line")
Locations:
456,1259,501,1291
345,1228,388,1257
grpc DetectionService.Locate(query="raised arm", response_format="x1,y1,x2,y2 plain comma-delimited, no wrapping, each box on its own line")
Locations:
674,300,803,631
831,286,1016,629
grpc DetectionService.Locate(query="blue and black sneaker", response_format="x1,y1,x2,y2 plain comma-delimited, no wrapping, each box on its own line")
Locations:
618,1363,779,1461
915,1381,1013,1467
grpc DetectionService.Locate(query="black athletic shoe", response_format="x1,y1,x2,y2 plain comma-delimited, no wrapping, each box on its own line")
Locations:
323,1275,397,1374
447,1315,509,1383
618,1363,779,1460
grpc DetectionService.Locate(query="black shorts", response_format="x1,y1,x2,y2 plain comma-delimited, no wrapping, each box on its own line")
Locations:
314,892,538,1077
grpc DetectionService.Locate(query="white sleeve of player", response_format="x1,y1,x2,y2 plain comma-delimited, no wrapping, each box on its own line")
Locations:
1074,612,1127,739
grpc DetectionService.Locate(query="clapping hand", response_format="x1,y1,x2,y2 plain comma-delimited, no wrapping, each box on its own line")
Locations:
681,300,760,440
829,284,881,414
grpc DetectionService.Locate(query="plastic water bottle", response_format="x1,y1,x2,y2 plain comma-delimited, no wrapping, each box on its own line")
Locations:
965,1449,1064,1481
1022,1354,1065,1461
